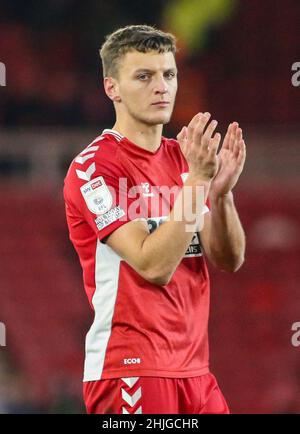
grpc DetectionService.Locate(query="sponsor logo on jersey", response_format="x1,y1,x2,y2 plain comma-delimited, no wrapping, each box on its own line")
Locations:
147,216,203,257
95,205,125,230
91,179,102,190
147,216,168,233
185,232,203,257
123,358,141,365
80,176,113,215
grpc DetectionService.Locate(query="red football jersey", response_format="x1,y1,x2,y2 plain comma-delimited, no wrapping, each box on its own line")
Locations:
63,129,211,382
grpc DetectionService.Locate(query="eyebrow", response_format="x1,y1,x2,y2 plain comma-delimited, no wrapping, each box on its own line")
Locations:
133,68,177,74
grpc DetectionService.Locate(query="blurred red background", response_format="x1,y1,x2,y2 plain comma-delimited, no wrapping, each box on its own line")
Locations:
0,0,300,413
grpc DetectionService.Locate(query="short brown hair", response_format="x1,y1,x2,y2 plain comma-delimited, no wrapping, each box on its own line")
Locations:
99,25,177,78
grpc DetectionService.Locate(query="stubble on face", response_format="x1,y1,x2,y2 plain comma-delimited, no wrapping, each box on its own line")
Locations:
115,50,178,127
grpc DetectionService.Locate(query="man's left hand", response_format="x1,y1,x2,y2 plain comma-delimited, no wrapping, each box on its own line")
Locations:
210,122,246,198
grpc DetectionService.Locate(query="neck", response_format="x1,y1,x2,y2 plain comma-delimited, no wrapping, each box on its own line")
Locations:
113,116,163,153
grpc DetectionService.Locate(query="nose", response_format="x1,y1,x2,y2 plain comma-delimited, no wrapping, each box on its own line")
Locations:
154,76,168,94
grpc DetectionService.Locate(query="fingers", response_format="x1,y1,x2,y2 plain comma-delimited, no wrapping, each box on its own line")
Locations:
222,123,233,150
224,122,243,160
177,126,188,154
176,126,188,143
192,112,219,150
186,112,203,143
237,139,246,166
200,118,218,148
185,113,248,159
229,123,238,152
232,126,242,158
186,112,211,144
209,132,221,158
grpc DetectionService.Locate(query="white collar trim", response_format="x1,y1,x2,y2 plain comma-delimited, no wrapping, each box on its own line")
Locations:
102,129,124,142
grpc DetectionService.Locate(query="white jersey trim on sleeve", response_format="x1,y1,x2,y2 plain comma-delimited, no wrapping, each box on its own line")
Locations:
83,239,121,381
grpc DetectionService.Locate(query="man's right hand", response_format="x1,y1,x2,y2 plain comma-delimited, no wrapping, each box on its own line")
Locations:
177,112,221,182
105,112,220,287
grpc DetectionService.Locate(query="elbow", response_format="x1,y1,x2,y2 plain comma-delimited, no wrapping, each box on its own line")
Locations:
138,237,173,286
221,255,245,273
209,250,245,273
141,267,173,286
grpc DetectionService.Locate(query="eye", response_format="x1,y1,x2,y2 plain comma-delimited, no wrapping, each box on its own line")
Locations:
137,74,150,81
164,71,176,80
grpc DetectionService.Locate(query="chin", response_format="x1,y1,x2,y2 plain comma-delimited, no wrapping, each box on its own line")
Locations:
133,109,173,126
148,113,172,126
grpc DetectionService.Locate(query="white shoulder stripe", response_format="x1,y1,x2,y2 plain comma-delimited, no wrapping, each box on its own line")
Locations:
80,146,99,155
88,136,105,147
75,153,95,164
76,162,96,181
74,130,121,181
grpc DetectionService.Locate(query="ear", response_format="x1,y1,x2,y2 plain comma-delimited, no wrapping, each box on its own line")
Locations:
103,77,121,103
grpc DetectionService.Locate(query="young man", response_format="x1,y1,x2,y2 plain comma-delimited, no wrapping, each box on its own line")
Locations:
64,25,246,414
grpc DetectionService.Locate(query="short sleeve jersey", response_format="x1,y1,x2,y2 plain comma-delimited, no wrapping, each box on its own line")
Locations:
64,129,211,381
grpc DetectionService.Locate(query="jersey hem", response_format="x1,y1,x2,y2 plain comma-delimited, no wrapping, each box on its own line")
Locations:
83,365,209,382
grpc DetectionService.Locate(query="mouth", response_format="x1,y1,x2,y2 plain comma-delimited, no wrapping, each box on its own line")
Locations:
151,101,170,107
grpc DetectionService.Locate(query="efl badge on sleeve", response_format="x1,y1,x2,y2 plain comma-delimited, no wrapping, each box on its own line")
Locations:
80,176,113,215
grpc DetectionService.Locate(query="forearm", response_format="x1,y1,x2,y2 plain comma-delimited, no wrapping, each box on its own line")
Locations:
140,176,211,284
207,191,245,272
